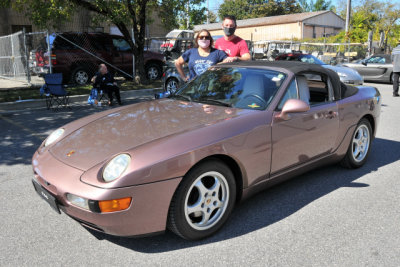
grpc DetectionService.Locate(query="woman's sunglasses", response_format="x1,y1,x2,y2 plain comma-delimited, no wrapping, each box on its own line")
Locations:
198,36,211,40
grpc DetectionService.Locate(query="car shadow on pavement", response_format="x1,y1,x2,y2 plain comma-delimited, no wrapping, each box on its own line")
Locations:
89,137,400,253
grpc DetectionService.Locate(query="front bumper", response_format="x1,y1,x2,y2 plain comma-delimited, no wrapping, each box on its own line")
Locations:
32,151,181,237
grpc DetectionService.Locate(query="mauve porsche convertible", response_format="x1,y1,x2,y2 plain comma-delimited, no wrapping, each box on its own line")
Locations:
32,61,381,240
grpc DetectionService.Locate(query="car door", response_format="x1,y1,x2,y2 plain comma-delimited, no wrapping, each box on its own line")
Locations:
358,56,388,79
270,74,339,175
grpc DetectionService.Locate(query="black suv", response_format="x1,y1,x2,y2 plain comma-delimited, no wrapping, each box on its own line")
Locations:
35,32,166,84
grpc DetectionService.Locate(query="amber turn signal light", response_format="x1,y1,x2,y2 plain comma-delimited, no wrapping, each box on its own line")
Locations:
98,197,132,213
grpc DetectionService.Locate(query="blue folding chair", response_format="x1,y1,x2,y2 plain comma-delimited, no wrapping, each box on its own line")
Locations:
44,73,70,110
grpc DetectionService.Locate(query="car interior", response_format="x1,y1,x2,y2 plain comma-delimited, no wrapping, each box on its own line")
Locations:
277,72,332,110
300,73,331,105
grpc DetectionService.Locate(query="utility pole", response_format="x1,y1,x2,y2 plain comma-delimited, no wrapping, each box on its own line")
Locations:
345,0,351,35
187,0,190,29
345,0,351,62
207,0,209,24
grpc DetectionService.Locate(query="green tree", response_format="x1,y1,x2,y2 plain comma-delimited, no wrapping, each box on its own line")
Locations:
313,0,332,11
218,0,301,21
159,0,207,30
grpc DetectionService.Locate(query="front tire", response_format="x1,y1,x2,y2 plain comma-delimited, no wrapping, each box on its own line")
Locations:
341,118,372,168
168,160,236,240
166,77,179,94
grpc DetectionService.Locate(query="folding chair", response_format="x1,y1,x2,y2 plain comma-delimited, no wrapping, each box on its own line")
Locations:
98,89,110,105
44,73,71,110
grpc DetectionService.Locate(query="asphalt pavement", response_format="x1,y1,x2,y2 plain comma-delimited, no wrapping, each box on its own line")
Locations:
0,82,399,266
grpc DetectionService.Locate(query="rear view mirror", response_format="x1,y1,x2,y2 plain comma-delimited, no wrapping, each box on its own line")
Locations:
276,99,310,121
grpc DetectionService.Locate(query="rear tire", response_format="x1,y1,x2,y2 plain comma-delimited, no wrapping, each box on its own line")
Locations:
168,160,236,240
341,118,372,168
146,63,162,81
71,66,90,85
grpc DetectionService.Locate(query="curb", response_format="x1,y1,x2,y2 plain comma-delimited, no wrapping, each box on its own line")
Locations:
0,88,164,112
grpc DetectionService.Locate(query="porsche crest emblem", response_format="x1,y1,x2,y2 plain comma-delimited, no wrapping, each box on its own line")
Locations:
66,150,75,157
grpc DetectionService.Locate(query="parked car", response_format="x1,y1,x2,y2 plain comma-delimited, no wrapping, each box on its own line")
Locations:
35,32,166,84
32,61,380,240
160,30,194,60
162,64,185,94
275,53,363,85
342,54,396,83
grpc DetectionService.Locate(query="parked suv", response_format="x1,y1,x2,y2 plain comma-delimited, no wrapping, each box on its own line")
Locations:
35,32,166,84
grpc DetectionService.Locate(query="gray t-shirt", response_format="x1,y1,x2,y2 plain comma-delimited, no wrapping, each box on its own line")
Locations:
391,45,400,72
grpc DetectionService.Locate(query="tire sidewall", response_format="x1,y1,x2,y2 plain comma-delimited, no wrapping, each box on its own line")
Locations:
71,67,90,85
146,63,161,80
169,160,236,240
347,119,372,168
166,77,179,94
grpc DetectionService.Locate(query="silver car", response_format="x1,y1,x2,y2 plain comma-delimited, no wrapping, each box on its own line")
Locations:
342,54,395,83
163,60,186,94
275,53,363,85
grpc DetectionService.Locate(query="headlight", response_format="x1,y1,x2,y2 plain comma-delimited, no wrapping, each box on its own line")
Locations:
103,154,131,182
44,128,64,147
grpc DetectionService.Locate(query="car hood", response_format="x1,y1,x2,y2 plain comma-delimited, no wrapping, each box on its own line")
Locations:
49,99,243,171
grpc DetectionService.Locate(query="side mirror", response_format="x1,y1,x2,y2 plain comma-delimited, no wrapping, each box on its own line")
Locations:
361,60,367,66
276,99,310,121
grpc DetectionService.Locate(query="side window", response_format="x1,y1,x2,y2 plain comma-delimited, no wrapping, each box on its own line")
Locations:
112,38,131,51
303,73,330,105
277,79,298,110
367,56,384,63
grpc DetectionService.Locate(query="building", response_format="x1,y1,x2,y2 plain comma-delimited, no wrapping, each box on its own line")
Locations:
194,11,345,41
0,7,168,37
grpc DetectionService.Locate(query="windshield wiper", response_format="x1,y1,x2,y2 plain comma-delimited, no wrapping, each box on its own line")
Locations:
197,98,232,107
170,94,192,102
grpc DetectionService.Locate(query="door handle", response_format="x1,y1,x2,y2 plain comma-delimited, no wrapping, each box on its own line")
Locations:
326,110,338,119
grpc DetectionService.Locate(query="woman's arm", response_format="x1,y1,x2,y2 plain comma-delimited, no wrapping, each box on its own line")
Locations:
175,56,188,82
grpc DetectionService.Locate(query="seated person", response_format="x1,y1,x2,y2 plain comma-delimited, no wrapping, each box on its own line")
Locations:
91,64,122,106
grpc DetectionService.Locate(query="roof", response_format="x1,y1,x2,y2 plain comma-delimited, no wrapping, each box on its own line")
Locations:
194,11,339,31
218,61,342,100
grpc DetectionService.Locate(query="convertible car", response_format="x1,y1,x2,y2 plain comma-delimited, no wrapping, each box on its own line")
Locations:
32,61,381,240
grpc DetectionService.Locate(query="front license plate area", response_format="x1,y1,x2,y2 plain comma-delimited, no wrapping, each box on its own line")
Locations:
32,179,61,214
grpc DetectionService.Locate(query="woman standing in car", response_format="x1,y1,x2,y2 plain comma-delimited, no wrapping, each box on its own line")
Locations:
175,29,227,82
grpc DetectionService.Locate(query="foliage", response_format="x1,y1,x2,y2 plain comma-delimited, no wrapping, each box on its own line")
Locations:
159,0,206,30
218,0,301,21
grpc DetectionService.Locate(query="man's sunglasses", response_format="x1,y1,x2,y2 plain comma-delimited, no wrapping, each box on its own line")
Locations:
198,36,211,40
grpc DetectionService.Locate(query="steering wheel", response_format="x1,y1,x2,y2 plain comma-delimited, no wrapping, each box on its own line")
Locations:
242,94,267,109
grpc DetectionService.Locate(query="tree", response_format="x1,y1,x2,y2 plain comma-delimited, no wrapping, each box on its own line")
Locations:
218,0,301,21
375,1,400,49
159,0,207,30
313,0,332,11
0,0,160,83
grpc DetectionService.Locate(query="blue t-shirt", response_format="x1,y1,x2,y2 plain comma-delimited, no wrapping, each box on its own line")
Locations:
182,48,227,79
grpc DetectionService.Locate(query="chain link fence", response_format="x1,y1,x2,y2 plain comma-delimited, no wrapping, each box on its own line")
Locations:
0,30,168,89
0,31,27,82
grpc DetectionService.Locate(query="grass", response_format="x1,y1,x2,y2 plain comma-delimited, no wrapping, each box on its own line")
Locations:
0,80,163,103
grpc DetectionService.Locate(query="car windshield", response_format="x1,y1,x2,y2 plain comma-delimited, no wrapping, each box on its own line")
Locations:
172,67,287,110
299,55,326,65
166,31,182,38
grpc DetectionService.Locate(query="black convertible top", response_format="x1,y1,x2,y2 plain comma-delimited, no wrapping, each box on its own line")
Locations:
222,61,344,100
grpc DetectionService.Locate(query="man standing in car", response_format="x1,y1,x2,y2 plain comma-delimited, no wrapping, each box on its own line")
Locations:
391,40,400,97
215,15,251,62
